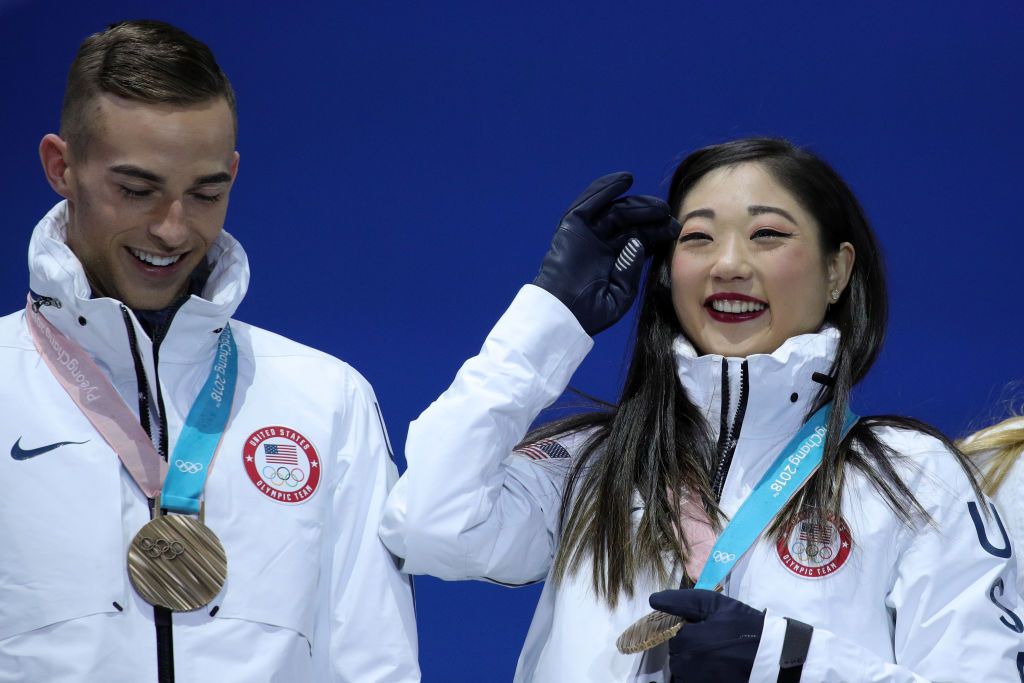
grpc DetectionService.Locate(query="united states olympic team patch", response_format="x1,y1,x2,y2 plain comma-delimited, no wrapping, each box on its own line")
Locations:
243,426,321,504
776,513,853,578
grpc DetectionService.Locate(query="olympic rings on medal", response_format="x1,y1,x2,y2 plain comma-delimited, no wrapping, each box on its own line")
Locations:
175,460,204,474
140,536,185,560
712,551,737,563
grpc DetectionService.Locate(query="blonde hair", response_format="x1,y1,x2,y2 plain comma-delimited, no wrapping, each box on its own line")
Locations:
960,416,1024,495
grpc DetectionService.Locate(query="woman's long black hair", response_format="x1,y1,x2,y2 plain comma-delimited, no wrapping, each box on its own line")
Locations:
527,138,982,606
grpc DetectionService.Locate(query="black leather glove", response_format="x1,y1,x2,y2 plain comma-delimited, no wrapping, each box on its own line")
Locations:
533,172,679,336
649,589,766,683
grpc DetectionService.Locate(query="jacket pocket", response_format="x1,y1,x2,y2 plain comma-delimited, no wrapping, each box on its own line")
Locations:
0,438,124,640
199,481,326,642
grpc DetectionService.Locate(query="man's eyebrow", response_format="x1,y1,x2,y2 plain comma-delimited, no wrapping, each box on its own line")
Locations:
107,166,232,187
195,172,233,185
749,205,798,225
109,165,163,183
680,208,715,223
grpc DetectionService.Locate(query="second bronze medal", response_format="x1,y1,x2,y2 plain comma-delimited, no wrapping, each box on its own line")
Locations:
616,574,699,654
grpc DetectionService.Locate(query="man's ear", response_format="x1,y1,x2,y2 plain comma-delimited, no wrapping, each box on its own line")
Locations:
39,134,74,199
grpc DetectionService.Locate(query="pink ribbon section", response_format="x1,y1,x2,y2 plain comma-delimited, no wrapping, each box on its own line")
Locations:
677,495,718,581
25,297,166,497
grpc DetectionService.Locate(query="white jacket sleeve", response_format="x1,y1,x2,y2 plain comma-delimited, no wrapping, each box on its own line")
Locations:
379,285,593,584
316,373,420,682
753,449,1024,682
987,446,1024,597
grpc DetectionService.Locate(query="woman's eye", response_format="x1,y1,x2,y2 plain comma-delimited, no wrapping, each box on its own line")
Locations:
120,186,152,199
678,231,711,243
751,227,791,240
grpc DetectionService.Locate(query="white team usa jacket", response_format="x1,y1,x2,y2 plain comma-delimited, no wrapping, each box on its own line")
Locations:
973,430,1024,598
380,284,1024,682
0,202,419,681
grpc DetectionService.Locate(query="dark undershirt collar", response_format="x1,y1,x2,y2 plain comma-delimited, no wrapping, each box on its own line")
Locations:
130,260,213,340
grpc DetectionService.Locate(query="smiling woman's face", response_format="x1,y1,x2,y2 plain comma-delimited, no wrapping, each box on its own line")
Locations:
670,162,854,357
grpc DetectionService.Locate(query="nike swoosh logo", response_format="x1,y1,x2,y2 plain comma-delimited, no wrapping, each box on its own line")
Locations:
11,437,89,461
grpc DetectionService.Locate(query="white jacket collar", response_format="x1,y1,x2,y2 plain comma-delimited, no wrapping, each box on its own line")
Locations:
673,327,839,441
27,201,250,370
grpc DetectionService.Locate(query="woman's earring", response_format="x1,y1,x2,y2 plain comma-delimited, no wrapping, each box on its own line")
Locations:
830,289,840,302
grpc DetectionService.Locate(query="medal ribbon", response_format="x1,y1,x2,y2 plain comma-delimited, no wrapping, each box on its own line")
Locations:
25,295,236,514
160,323,236,514
694,402,858,590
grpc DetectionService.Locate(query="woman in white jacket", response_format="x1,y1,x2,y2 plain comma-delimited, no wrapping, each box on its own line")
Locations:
381,138,1022,681
962,415,1024,595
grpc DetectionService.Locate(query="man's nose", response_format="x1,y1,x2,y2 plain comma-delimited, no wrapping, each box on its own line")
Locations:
150,199,188,248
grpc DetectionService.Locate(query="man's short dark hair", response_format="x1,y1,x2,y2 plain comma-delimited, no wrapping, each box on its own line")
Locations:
60,20,237,158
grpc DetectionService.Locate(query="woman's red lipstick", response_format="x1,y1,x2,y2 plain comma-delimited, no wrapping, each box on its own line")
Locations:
704,293,768,323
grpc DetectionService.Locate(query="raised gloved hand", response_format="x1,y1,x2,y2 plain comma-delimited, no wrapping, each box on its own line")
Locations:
533,172,679,336
649,589,766,683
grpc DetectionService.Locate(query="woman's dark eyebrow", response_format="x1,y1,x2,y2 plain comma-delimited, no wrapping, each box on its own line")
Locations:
680,208,715,223
749,205,798,225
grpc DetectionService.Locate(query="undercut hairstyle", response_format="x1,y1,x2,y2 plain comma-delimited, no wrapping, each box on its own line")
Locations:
60,20,237,158
524,137,983,606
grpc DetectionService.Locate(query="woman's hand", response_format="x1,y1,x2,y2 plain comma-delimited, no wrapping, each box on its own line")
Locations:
533,172,679,336
649,588,766,682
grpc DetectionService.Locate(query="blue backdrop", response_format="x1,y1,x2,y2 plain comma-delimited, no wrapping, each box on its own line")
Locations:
2,1,1022,679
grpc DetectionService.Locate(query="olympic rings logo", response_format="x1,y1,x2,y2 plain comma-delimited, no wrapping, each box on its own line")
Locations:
262,465,306,489
175,460,204,474
790,542,834,562
712,551,737,563
140,536,185,560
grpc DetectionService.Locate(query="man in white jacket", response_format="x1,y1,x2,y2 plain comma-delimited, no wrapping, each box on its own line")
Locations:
0,20,418,681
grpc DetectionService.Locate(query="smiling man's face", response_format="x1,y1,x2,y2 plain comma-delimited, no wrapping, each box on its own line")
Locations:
44,92,239,310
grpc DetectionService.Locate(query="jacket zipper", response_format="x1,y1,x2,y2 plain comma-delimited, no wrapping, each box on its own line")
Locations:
120,306,175,683
30,294,62,312
710,358,749,502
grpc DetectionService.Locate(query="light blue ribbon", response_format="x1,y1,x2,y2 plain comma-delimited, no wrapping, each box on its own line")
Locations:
695,403,858,590
160,325,238,514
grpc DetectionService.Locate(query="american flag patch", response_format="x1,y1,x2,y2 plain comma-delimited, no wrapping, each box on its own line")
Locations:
513,439,570,461
265,443,299,465
798,521,835,546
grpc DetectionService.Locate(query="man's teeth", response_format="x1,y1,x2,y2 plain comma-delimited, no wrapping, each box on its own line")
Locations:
130,248,181,267
711,299,766,314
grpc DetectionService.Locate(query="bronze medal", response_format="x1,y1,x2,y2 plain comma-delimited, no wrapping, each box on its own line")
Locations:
616,610,685,654
127,506,227,612
616,574,702,654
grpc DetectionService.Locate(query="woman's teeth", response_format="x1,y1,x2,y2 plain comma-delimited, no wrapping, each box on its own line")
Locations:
130,248,181,267
710,299,766,314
